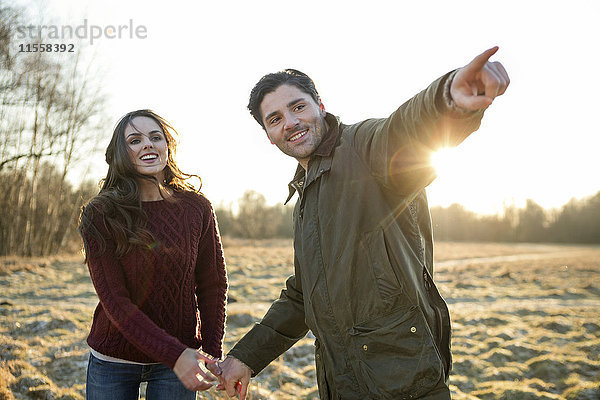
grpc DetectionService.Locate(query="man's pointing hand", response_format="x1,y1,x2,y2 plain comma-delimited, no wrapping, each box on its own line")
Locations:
450,46,510,111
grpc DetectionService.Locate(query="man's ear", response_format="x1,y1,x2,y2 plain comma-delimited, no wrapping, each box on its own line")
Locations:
265,131,274,144
318,97,326,117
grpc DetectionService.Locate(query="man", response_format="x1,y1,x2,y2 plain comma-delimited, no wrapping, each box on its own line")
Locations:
217,47,509,399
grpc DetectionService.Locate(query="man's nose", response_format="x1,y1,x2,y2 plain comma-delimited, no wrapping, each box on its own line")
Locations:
283,111,299,130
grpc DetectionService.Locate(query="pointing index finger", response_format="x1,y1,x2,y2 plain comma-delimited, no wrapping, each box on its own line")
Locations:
466,46,499,72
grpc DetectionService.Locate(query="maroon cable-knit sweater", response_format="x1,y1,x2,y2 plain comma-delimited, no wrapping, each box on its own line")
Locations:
81,190,227,369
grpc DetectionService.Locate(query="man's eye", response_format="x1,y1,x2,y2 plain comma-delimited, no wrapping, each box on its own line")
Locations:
294,104,305,112
270,117,280,125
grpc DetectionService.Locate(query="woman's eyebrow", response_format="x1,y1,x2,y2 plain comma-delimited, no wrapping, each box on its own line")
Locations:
126,129,163,138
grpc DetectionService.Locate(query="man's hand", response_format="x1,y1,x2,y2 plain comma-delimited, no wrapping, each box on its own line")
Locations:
215,355,252,399
205,360,222,378
451,46,510,111
173,348,218,391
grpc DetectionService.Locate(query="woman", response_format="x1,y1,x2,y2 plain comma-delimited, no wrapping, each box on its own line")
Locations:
78,110,227,399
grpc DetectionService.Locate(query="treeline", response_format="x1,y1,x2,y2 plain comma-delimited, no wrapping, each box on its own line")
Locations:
215,191,294,239
431,194,600,244
0,165,98,255
217,190,600,245
0,2,104,256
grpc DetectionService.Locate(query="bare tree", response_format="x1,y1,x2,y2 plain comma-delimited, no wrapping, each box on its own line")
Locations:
234,190,276,239
0,2,106,256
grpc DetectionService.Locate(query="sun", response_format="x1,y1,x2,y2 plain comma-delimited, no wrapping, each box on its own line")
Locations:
430,147,461,177
428,146,502,215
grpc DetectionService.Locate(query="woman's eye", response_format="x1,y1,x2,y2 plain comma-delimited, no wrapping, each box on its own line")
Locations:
152,136,162,141
130,139,140,145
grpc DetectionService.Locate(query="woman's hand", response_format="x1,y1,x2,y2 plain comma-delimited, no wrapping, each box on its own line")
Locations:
173,348,218,391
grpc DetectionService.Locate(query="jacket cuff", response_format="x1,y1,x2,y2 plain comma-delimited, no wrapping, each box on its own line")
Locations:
442,70,483,118
227,323,304,376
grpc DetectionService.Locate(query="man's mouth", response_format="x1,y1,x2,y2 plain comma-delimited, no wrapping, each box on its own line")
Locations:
289,129,308,142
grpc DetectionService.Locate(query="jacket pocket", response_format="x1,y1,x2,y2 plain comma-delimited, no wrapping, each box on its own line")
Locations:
348,305,443,399
361,228,403,300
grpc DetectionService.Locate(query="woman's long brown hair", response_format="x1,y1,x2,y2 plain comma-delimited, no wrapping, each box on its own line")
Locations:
78,110,201,261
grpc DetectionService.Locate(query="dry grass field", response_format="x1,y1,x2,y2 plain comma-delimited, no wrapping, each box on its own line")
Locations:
1,239,599,399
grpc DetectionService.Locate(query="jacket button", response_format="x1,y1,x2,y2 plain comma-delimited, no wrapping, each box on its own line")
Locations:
410,326,417,333
362,344,368,351
316,354,320,360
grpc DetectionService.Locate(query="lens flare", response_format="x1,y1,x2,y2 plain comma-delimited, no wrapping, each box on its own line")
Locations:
430,147,459,177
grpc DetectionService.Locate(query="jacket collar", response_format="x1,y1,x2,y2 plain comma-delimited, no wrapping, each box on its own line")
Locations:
313,113,340,157
285,113,340,204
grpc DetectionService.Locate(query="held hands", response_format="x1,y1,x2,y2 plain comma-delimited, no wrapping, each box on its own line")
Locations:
450,46,510,111
214,356,252,399
173,348,218,391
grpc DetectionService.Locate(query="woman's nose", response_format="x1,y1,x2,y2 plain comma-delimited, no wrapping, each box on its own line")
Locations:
142,137,153,148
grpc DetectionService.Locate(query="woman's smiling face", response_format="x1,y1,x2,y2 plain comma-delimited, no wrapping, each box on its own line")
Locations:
123,116,169,181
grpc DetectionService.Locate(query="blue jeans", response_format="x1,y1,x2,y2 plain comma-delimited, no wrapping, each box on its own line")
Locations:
86,353,197,400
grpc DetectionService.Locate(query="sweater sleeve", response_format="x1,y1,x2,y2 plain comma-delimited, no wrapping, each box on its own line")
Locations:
194,198,228,359
81,205,188,369
351,70,485,195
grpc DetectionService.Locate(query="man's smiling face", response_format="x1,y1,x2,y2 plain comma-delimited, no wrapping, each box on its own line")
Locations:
260,84,328,167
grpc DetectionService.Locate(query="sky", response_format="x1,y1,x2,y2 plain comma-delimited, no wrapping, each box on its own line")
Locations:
9,0,600,215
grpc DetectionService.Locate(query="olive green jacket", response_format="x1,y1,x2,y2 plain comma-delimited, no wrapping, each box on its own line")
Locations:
229,72,485,399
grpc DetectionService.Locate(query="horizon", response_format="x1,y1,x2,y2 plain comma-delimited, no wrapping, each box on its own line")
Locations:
211,187,599,219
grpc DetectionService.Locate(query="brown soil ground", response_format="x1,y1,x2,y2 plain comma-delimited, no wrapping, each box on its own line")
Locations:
1,240,599,399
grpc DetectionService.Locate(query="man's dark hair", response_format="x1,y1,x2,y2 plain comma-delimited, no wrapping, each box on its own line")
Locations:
248,69,320,128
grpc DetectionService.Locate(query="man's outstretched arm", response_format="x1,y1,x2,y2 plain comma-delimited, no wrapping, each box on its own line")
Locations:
352,46,510,195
